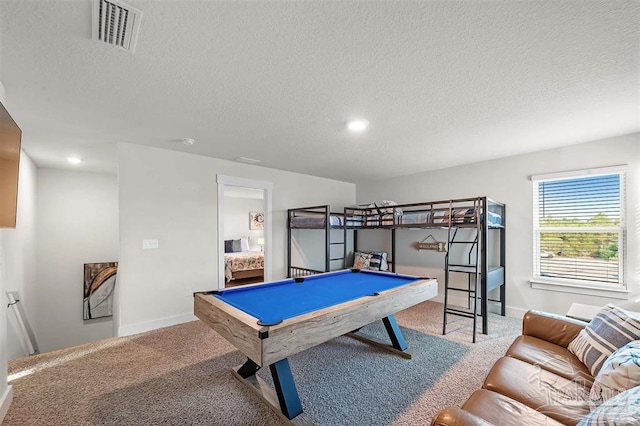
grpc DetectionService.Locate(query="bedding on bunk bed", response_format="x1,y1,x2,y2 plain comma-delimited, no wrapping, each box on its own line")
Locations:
289,213,344,228
345,201,401,227
224,251,264,282
398,209,503,227
345,202,503,228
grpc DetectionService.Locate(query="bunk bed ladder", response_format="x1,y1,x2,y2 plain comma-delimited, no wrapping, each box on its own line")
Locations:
325,208,346,271
442,199,482,343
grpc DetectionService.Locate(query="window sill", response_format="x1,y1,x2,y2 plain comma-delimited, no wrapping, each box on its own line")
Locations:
530,277,629,299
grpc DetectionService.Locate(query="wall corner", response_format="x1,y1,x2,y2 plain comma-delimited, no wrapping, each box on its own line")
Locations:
0,384,13,423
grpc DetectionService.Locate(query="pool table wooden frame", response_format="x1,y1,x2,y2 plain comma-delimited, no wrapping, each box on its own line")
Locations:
194,270,438,424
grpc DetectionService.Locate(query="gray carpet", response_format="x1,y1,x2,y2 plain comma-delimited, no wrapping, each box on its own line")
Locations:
5,300,521,425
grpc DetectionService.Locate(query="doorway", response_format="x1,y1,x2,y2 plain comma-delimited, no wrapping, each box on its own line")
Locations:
216,175,273,289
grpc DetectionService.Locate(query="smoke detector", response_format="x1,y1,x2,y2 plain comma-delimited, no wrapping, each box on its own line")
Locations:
92,0,143,53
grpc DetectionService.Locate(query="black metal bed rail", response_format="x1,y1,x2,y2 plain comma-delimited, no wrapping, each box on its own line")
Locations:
288,204,346,229
289,266,324,278
344,197,502,229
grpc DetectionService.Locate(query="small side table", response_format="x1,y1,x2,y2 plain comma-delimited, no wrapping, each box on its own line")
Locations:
566,303,601,322
566,303,640,322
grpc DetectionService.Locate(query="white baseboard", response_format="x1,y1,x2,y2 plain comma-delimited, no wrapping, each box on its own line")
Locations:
118,312,198,337
116,295,528,338
0,385,13,424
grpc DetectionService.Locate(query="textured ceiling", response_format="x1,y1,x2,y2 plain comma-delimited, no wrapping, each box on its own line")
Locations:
0,0,638,182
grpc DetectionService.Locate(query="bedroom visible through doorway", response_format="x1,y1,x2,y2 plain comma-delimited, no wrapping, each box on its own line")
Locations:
216,175,273,289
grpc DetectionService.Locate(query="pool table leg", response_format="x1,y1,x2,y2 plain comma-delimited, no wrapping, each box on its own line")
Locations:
236,358,261,378
270,358,303,420
233,358,306,423
382,315,408,351
345,314,412,359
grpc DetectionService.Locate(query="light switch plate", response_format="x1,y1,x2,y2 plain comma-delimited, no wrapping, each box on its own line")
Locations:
142,239,159,250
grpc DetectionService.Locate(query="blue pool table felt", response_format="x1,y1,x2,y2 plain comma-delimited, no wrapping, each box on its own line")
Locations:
214,269,421,325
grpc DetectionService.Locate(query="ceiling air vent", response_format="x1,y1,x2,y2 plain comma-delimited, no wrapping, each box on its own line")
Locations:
92,0,142,53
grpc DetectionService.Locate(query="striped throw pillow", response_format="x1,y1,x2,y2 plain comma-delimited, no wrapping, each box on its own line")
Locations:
568,304,640,377
368,252,388,271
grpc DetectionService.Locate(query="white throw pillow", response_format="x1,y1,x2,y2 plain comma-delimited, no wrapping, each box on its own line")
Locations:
240,236,250,252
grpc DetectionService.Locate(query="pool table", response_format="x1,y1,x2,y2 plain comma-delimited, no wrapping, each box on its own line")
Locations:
194,268,437,424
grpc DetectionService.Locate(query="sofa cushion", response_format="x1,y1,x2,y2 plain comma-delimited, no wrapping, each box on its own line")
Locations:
590,340,640,407
461,389,565,426
483,357,590,425
568,304,640,376
578,385,640,425
523,311,587,348
430,406,493,426
507,335,594,387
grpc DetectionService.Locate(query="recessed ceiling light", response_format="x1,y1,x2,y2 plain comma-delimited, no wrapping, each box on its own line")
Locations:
181,138,195,146
346,120,369,132
67,157,83,164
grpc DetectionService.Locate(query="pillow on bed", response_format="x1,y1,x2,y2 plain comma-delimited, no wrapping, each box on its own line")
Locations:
232,239,243,252
377,200,403,215
224,240,234,253
240,236,250,252
353,252,372,269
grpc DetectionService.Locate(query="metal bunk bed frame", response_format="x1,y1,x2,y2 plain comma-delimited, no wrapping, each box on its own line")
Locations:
287,205,347,278
342,196,506,342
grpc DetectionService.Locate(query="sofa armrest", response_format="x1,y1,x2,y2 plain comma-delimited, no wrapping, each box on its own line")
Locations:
522,310,588,348
431,407,494,426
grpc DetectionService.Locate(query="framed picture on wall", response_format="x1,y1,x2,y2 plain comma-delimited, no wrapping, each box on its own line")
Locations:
250,211,264,230
83,262,118,320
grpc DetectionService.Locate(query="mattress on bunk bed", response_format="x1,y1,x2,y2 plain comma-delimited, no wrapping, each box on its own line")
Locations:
398,209,503,227
290,214,344,228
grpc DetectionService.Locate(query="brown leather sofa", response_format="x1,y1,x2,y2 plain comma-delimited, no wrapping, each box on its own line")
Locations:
432,310,592,426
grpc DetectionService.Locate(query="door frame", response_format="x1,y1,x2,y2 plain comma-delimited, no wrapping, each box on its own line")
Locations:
217,174,273,289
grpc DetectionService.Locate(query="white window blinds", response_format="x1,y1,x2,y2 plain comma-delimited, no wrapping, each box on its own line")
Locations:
532,167,626,286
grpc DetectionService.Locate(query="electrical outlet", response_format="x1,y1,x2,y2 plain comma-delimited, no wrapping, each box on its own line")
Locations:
185,287,192,297
142,239,159,250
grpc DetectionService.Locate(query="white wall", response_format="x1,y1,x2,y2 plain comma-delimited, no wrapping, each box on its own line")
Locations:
0,76,8,420
35,168,118,352
0,152,36,422
290,228,351,272
0,80,35,420
224,196,263,249
356,134,640,317
5,152,37,360
117,143,355,335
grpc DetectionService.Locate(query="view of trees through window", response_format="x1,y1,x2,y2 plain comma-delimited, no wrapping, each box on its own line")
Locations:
536,173,622,284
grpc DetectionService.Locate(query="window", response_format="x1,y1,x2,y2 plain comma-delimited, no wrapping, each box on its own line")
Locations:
532,166,626,288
